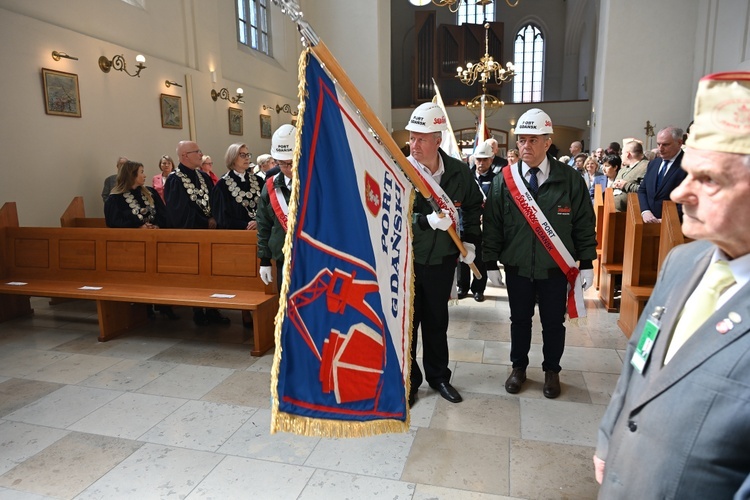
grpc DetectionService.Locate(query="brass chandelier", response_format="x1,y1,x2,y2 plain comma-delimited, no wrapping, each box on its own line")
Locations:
456,22,515,89
408,0,520,12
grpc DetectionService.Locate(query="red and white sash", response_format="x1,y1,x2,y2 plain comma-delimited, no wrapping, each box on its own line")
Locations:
267,174,289,232
503,164,586,322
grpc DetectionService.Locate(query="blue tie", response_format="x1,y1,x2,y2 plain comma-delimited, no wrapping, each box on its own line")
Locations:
656,160,670,188
528,167,540,195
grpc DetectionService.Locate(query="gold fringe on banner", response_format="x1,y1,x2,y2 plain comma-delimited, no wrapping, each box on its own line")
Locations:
270,48,415,438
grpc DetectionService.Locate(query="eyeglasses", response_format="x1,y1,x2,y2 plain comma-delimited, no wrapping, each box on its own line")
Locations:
238,153,251,159
276,160,293,168
203,162,213,165
186,150,202,156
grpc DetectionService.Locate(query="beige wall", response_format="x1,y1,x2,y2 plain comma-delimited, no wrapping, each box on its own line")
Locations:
0,1,300,225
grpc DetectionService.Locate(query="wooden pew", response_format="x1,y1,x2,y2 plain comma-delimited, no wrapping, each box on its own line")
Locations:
0,202,278,356
617,195,686,337
617,194,662,337
598,188,627,312
658,200,687,273
60,196,106,228
593,184,604,291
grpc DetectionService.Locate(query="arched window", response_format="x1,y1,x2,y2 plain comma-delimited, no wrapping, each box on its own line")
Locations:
237,0,271,56
457,2,494,25
512,23,544,103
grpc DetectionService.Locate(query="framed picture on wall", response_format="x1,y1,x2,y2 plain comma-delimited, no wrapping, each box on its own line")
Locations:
229,107,243,136
260,114,272,139
41,68,81,117
160,94,182,129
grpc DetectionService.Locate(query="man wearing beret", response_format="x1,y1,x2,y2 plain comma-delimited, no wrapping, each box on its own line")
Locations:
595,71,750,498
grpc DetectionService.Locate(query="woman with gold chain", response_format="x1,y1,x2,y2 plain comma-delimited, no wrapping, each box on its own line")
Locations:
104,160,178,320
211,143,263,329
211,143,263,230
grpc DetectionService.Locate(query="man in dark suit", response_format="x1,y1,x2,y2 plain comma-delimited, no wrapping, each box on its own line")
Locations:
637,126,687,222
595,71,750,498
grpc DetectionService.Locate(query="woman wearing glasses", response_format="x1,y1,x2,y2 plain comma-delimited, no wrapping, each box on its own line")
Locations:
211,143,263,231
211,143,264,329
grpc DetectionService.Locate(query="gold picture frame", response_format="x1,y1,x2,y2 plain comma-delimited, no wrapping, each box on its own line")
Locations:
229,107,243,136
260,114,272,139
41,68,81,117
160,94,182,129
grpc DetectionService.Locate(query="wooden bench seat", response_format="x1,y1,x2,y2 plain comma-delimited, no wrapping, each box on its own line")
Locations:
597,188,627,312
0,202,278,356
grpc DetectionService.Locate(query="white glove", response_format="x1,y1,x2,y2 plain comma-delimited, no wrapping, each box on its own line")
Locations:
260,266,273,285
487,269,504,287
580,269,594,291
459,243,475,265
426,209,453,232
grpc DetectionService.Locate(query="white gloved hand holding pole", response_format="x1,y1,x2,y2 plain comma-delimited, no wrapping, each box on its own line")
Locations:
580,269,594,291
459,242,475,265
260,266,273,286
426,209,453,232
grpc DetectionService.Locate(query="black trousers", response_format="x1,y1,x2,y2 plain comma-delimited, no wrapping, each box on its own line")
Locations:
457,237,487,294
410,258,456,391
505,268,568,373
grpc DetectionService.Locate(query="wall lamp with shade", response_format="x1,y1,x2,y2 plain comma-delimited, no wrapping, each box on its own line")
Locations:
98,54,147,78
211,87,244,104
51,51,78,61
164,80,183,88
263,103,299,116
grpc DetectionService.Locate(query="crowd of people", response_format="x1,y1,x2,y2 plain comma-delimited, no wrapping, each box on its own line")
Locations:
98,69,750,496
101,124,296,328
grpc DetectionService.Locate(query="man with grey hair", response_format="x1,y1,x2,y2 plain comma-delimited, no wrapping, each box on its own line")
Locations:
486,137,508,174
637,126,687,222
567,141,583,166
611,140,648,212
101,156,128,203
595,71,750,499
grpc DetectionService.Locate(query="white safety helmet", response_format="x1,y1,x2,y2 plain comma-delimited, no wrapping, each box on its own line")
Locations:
405,102,448,133
473,141,494,159
514,108,554,135
271,124,296,161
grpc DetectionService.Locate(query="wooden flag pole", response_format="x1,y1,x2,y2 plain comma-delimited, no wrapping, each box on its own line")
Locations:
274,5,480,278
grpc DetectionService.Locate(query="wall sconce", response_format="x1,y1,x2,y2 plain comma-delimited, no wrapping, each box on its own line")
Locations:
211,87,244,104
98,54,147,78
263,103,299,116
51,51,78,61
165,80,183,88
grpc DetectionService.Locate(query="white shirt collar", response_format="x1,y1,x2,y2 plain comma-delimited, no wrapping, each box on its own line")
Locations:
521,156,550,185
711,248,750,308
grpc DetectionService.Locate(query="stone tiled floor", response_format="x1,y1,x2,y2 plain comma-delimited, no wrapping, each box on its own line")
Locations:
0,284,627,499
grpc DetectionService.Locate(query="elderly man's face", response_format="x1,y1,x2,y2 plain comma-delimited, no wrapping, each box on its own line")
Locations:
671,147,750,258
595,148,604,160
657,130,683,160
409,132,441,165
179,142,203,169
475,156,492,174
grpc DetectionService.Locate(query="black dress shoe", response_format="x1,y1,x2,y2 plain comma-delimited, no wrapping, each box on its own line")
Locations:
206,308,230,325
457,289,469,299
193,309,209,326
160,306,180,321
543,371,561,399
473,292,485,302
505,368,526,394
408,391,417,408
432,382,462,403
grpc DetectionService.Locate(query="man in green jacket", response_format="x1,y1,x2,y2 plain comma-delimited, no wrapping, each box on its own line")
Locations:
407,102,484,406
257,124,296,291
483,108,597,398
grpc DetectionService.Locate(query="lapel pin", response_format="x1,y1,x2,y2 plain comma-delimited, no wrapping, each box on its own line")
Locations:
728,312,742,324
716,319,734,334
